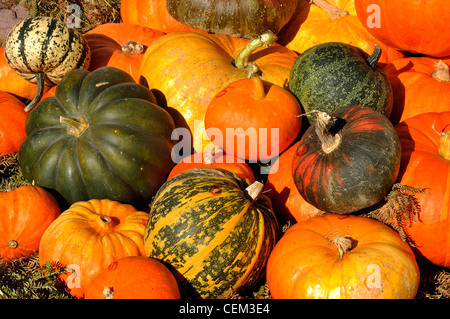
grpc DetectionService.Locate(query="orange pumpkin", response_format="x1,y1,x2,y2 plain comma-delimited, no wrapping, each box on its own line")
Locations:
84,256,180,299
84,23,165,82
278,0,404,67
266,214,420,299
0,91,27,155
0,185,61,261
120,0,203,33
38,199,149,298
168,145,256,183
139,31,298,153
385,57,450,125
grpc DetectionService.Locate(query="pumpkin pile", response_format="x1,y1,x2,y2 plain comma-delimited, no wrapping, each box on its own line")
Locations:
0,0,449,300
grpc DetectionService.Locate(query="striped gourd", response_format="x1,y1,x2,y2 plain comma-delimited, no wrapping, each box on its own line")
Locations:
144,168,279,299
4,17,90,111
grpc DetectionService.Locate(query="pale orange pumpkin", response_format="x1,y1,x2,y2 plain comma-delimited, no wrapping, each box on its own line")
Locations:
38,199,149,298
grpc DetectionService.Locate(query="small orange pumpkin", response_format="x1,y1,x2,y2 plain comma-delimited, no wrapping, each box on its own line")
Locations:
0,90,27,155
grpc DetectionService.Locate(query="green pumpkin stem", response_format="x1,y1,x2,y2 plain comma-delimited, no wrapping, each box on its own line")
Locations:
24,72,45,112
60,115,89,136
366,44,382,69
234,30,278,78
315,111,341,153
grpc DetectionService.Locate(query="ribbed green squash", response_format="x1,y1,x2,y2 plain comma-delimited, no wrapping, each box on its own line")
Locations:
289,42,393,125
4,16,91,111
18,66,176,209
143,168,279,299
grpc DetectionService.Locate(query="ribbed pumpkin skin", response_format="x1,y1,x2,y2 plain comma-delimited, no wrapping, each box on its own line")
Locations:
289,42,393,125
166,0,298,39
144,168,279,299
0,91,27,155
4,17,90,84
18,67,176,208
292,105,401,214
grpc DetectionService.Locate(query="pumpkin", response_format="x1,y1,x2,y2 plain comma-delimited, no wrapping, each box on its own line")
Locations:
166,0,298,39
204,76,302,162
355,0,450,58
384,57,450,125
289,42,393,125
277,0,404,67
292,105,401,214
143,168,279,299
120,0,203,33
84,23,166,82
4,17,91,111
0,91,27,155
18,66,176,208
39,199,149,298
84,256,180,299
0,47,50,101
0,185,61,261
266,214,420,299
139,30,298,153
395,111,450,267
264,141,322,225
168,145,256,183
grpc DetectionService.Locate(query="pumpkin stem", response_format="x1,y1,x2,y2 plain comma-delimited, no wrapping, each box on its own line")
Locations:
432,120,450,159
245,181,264,202
332,236,352,259
312,0,349,21
366,44,382,69
122,41,145,54
204,146,223,164
252,76,266,100
7,240,18,249
24,72,45,112
60,115,89,137
431,61,450,83
103,286,115,299
315,111,342,153
233,31,278,78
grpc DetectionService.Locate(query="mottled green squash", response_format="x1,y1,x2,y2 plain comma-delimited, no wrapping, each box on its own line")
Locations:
143,168,279,298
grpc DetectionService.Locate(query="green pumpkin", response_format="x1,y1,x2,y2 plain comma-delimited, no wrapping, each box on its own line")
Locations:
18,66,176,208
166,0,298,39
144,168,279,298
289,42,393,125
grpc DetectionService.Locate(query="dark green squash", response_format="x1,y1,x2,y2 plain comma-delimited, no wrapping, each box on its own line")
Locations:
166,0,298,39
18,66,176,208
143,168,279,298
289,42,393,125
292,105,401,214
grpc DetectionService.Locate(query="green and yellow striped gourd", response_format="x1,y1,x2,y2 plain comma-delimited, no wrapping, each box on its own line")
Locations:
4,16,90,111
144,168,279,299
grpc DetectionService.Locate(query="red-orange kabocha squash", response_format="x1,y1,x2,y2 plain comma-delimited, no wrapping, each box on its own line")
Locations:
395,111,450,267
84,256,180,299
84,23,165,82
355,0,450,57
0,91,27,155
266,214,420,299
0,185,61,261
384,57,450,125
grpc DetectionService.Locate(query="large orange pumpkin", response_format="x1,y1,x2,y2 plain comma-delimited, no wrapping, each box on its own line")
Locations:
139,30,298,153
38,199,149,298
266,214,420,299
385,57,450,125
84,23,165,82
0,91,27,155
0,185,61,261
395,111,450,267
277,0,404,67
355,0,450,57
84,256,181,299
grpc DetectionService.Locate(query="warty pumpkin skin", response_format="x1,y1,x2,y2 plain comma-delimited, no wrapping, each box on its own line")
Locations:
139,30,298,153
144,168,279,299
38,199,149,298
166,0,298,39
0,91,27,156
18,66,176,208
395,112,450,267
266,214,420,299
0,185,61,261
292,105,401,214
